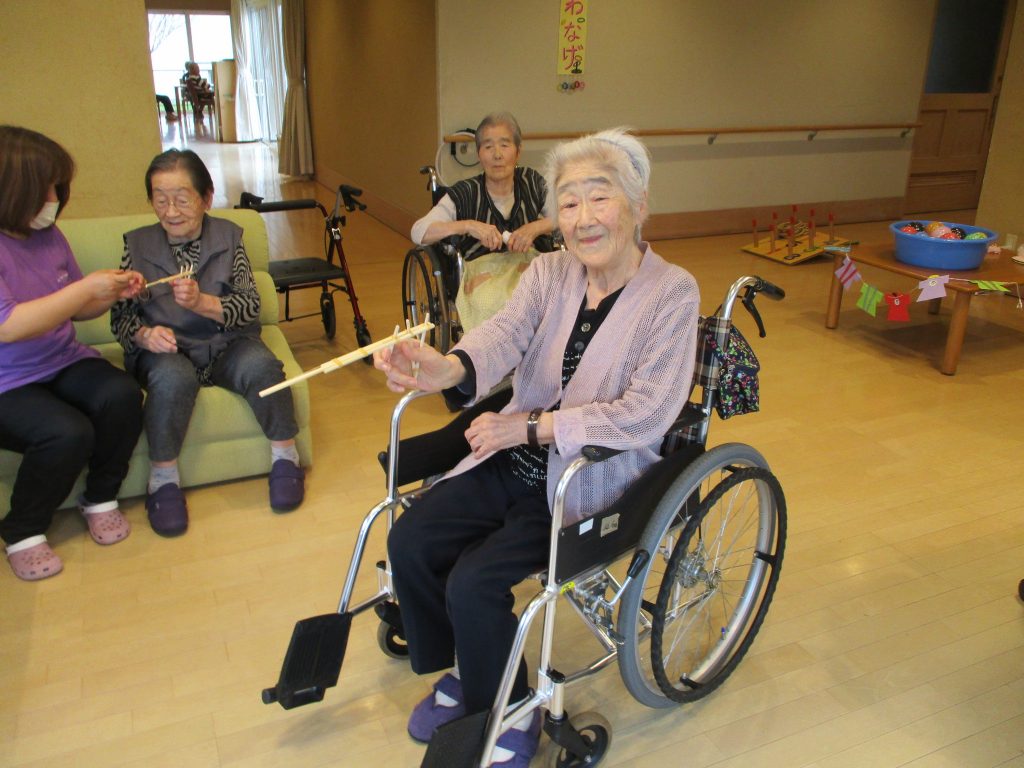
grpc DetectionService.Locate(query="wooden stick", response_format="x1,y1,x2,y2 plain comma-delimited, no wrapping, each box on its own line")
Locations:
411,313,429,378
259,320,436,397
145,268,194,289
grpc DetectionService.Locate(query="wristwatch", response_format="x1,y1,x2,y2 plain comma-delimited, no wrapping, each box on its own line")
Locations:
527,407,544,448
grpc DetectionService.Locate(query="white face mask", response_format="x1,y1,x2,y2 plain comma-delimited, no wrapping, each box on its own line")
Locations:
29,200,60,230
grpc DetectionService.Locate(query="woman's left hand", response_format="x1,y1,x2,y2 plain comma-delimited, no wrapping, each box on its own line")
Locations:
464,411,530,458
171,277,202,310
506,220,545,253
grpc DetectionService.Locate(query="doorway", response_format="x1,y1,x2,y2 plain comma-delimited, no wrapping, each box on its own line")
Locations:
904,0,1017,213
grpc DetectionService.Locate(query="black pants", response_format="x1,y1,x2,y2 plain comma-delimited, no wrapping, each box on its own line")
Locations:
0,358,144,546
156,95,175,115
387,453,550,714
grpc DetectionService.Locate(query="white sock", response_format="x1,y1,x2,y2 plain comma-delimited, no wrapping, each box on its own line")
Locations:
491,697,532,763
434,665,460,707
272,444,300,466
6,534,47,556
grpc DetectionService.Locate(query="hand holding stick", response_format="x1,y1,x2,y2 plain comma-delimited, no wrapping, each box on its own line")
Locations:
259,320,435,397
145,267,195,289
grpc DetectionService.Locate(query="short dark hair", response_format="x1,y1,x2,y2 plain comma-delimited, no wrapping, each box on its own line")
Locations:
0,125,75,236
144,148,214,200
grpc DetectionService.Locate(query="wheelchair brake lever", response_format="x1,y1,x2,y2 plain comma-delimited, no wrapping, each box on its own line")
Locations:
741,288,767,338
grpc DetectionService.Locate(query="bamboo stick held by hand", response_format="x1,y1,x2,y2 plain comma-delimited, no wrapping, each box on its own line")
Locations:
259,320,435,398
144,267,195,289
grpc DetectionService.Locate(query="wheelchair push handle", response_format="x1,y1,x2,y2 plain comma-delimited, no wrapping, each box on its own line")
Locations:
338,184,366,213
752,277,785,301
719,275,785,339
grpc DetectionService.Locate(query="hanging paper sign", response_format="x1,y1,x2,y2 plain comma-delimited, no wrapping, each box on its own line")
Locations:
972,280,1009,292
835,255,861,290
916,275,949,301
885,292,911,322
558,0,587,75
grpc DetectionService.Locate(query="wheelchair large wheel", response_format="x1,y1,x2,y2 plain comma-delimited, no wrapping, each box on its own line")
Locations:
402,248,450,352
616,443,786,708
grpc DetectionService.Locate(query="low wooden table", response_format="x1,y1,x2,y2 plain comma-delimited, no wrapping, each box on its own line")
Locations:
826,243,1024,375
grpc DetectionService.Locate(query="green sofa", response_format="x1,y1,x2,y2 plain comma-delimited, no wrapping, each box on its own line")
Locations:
0,209,312,516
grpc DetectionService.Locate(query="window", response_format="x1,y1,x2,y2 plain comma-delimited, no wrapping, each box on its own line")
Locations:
148,12,232,99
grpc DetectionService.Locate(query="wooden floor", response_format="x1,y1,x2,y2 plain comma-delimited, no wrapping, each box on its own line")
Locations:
3,126,1023,768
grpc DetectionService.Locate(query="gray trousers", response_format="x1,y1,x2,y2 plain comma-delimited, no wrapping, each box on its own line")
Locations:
133,336,298,462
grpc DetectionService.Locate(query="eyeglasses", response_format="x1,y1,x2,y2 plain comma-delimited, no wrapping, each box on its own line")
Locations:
152,194,199,212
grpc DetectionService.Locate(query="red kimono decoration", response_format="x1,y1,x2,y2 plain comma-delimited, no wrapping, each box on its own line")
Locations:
885,292,911,322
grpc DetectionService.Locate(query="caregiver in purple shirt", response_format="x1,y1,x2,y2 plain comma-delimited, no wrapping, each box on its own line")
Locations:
0,126,146,582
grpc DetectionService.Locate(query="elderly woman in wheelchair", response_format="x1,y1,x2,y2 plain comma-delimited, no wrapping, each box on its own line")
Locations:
378,128,701,765
405,112,556,349
263,129,786,768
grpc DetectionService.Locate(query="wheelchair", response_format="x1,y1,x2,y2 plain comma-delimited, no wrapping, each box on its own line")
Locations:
402,166,464,353
262,273,788,767
402,166,559,354
236,184,372,346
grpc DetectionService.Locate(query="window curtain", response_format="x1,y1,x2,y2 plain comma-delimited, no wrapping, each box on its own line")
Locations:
230,0,260,141
278,0,314,176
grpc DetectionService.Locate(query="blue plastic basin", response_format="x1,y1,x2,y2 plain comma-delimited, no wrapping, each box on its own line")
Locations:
890,221,998,271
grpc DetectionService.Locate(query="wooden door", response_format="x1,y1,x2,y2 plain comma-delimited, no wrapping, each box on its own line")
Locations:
904,0,1017,214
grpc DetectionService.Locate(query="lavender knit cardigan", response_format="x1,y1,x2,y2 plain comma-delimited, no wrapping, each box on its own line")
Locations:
447,243,700,525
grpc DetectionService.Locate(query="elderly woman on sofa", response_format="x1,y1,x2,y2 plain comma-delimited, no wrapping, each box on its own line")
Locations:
376,129,700,765
110,149,304,537
0,125,145,581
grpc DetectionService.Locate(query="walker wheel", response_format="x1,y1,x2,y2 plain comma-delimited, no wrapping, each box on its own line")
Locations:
320,293,336,339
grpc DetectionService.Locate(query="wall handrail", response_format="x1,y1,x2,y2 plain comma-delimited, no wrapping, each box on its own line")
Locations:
443,122,920,144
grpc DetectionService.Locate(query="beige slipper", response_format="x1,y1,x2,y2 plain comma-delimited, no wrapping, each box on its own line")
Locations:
6,536,63,581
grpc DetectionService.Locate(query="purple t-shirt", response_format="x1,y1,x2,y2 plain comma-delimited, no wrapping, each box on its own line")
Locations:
0,226,100,394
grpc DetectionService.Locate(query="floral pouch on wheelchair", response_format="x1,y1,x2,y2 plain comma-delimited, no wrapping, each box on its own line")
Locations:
703,319,760,420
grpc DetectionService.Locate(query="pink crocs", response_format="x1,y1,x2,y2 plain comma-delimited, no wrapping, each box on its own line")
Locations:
79,499,131,545
6,536,63,581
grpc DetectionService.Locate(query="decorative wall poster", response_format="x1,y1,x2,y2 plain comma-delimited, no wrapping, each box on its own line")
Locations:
557,0,587,93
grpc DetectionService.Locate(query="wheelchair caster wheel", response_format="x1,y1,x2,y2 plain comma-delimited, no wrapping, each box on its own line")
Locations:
539,711,612,767
320,293,336,339
377,621,409,659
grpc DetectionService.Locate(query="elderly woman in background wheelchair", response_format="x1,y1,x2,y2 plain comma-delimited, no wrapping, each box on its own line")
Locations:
409,112,556,338
377,128,700,766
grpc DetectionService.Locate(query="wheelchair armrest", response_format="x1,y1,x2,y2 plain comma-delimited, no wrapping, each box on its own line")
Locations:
581,445,624,463
378,387,514,487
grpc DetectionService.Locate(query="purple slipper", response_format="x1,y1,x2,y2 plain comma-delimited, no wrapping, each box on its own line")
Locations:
269,459,305,512
408,673,465,744
146,483,188,537
489,709,542,767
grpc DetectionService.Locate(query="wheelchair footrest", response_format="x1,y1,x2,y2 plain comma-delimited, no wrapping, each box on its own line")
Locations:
261,612,352,710
420,710,489,768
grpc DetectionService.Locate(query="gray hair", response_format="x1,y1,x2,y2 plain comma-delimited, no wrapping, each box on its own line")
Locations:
544,128,651,242
475,112,523,151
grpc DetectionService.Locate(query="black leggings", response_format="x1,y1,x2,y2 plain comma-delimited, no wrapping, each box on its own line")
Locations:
0,358,143,546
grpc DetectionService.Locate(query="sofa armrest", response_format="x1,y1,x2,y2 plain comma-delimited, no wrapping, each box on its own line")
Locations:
255,271,279,326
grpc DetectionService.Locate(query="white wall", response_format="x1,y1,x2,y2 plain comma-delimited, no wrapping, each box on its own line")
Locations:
436,0,935,222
